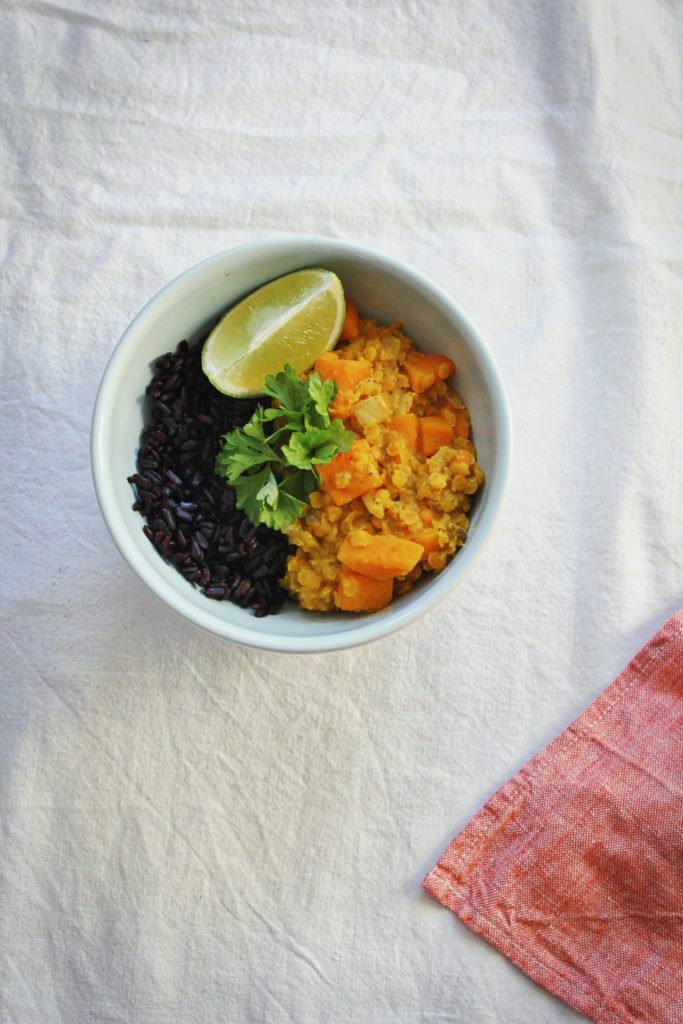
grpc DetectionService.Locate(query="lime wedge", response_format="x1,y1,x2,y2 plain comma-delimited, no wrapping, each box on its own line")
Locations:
202,268,345,396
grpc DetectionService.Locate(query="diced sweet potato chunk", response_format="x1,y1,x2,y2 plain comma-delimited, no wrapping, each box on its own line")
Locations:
452,407,470,439
407,528,441,556
404,352,456,393
390,413,418,452
315,352,373,418
442,400,471,439
418,416,453,456
336,568,393,612
337,531,424,580
317,439,382,505
315,352,372,392
340,300,361,341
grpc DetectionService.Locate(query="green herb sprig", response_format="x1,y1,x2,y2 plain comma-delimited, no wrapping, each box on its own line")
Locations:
214,364,355,531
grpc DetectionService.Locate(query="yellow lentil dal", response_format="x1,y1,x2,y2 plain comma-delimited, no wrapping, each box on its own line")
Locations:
282,317,484,612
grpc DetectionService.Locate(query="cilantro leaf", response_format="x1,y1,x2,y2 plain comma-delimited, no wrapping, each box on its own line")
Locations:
255,472,280,507
214,360,356,531
283,419,354,469
214,419,280,482
263,364,308,422
282,427,335,469
307,372,337,425
232,464,277,524
325,416,355,452
270,471,315,526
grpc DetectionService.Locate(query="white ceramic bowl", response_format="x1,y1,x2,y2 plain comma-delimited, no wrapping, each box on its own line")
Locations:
91,236,511,653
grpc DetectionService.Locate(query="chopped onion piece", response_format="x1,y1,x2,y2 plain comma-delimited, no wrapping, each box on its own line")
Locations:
352,395,391,426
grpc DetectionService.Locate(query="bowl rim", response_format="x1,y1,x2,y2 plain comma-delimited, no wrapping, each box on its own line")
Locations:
91,234,512,653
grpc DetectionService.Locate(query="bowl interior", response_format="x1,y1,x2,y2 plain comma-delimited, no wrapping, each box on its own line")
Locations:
92,238,510,652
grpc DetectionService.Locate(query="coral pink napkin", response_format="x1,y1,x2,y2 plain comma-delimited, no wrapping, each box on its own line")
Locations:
424,610,683,1024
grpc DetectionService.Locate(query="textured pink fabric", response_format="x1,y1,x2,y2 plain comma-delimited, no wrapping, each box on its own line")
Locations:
424,610,683,1024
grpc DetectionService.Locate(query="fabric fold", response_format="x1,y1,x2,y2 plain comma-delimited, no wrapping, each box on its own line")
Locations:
424,610,683,1024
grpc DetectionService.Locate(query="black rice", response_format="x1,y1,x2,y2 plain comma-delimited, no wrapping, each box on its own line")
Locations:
128,338,291,616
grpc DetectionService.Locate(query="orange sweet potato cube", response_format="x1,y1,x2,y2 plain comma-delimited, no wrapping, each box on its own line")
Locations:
452,407,470,439
340,300,361,341
417,416,453,457
404,352,456,393
390,413,419,453
336,568,393,612
317,439,382,505
315,352,372,392
337,532,424,580
407,528,441,556
442,400,471,439
315,352,373,419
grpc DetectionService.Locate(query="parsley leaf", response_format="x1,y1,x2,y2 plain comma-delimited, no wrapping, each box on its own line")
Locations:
263,364,308,424
283,426,339,469
233,465,278,524
214,363,355,531
307,374,337,424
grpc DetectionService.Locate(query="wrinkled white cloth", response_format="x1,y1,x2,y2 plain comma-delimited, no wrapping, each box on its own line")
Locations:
1,2,682,1022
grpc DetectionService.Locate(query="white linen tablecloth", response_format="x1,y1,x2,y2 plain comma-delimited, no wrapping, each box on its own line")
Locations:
1,2,681,1021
